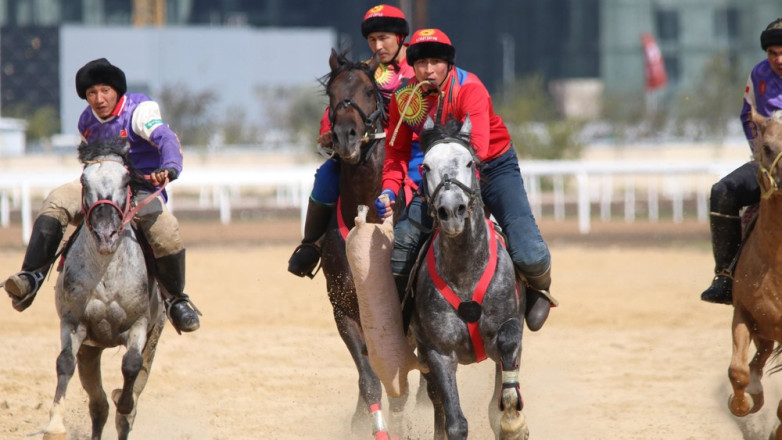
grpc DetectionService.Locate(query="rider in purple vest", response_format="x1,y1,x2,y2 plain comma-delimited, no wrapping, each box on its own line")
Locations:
2,58,201,334
701,18,782,304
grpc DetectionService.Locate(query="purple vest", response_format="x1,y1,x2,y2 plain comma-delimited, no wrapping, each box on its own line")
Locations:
77,93,183,177
741,59,782,150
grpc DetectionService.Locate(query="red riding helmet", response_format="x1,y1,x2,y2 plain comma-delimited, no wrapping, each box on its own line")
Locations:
361,4,409,38
406,28,455,66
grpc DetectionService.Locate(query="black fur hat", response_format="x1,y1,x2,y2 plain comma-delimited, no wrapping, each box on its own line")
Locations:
406,29,456,66
75,58,127,99
761,18,782,51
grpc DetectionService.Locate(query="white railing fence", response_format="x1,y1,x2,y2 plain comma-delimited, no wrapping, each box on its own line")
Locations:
0,159,744,244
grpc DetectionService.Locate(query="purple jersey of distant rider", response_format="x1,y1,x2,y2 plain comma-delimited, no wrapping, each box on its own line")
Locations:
742,58,782,150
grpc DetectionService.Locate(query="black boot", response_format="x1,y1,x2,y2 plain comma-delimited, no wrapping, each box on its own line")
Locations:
156,250,201,333
4,215,63,312
288,199,334,278
519,265,558,332
701,215,742,305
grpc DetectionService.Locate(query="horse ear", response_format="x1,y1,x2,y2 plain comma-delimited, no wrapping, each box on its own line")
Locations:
367,51,381,74
329,48,340,72
752,107,769,133
424,116,435,131
459,114,472,137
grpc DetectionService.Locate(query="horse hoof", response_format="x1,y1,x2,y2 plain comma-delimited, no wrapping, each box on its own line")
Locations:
728,393,754,417
42,433,67,440
500,410,529,440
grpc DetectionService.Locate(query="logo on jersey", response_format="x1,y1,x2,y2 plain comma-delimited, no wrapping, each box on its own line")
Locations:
375,62,393,87
145,118,163,130
396,84,428,126
759,80,767,96
120,129,128,138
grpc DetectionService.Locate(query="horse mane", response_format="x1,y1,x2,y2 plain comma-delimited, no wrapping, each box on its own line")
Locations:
77,137,154,194
319,49,377,89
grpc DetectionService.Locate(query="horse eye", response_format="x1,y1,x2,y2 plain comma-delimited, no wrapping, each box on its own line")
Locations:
422,164,430,173
466,160,473,168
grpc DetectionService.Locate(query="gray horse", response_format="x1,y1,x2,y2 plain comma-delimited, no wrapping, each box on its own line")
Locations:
412,116,528,440
43,138,165,440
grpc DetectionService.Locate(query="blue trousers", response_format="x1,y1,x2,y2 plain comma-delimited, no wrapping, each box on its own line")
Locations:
391,147,551,278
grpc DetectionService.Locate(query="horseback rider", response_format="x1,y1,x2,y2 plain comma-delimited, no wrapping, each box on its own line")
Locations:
374,28,557,331
2,58,201,333
701,18,782,305
287,4,424,278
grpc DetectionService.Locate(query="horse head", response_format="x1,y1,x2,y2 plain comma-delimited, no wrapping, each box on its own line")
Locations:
753,110,782,199
420,115,482,237
78,138,136,254
324,48,384,165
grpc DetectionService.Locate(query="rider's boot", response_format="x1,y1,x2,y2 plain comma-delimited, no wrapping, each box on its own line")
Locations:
3,216,63,312
519,265,558,332
287,199,334,278
701,215,742,305
156,249,201,333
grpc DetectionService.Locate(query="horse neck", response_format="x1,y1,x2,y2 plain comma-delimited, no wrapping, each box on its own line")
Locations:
338,139,385,226
757,196,782,254
435,212,491,290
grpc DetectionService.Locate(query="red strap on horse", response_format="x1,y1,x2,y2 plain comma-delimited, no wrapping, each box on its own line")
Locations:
123,177,169,227
336,197,350,241
426,218,498,362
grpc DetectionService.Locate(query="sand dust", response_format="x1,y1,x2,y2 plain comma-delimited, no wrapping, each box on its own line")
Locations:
0,219,776,439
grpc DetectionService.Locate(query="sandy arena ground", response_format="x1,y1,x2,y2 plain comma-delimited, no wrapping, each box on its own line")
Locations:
0,218,778,440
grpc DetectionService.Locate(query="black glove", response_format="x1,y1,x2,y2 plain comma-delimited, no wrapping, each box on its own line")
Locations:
152,167,178,182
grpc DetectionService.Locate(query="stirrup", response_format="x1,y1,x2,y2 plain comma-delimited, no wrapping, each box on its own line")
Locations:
3,271,45,299
165,294,202,334
288,243,321,279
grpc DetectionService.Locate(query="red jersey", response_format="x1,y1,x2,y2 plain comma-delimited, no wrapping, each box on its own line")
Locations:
382,66,511,195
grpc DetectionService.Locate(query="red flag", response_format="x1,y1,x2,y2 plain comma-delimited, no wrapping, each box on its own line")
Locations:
641,33,667,91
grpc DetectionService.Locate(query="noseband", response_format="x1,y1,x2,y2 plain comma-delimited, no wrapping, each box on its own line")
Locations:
325,67,387,163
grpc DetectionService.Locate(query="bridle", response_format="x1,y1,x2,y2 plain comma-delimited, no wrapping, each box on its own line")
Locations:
758,148,782,199
423,138,481,220
82,158,168,232
326,66,387,163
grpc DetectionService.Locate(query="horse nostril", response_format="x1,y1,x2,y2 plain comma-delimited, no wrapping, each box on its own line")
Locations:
438,207,449,221
457,205,466,217
349,128,357,138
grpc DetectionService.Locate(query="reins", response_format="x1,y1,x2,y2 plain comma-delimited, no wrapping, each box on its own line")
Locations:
82,158,169,231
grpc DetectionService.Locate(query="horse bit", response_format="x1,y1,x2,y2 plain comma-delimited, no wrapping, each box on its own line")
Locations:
758,148,782,199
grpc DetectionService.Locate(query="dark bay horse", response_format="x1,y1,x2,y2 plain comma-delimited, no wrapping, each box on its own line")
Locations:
728,110,782,439
43,139,166,440
319,49,406,438
412,117,528,439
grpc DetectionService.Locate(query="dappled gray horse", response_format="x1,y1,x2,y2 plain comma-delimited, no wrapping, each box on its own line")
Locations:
412,116,528,439
43,138,165,440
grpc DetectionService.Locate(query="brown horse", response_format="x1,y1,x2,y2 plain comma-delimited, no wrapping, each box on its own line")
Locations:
728,110,782,439
318,49,406,438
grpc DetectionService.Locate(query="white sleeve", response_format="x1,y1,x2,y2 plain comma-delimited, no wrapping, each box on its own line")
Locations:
131,101,166,141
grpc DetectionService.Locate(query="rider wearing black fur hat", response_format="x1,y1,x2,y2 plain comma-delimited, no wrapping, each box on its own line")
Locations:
3,58,201,334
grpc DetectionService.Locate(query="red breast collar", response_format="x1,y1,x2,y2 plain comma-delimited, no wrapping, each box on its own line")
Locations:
425,218,500,363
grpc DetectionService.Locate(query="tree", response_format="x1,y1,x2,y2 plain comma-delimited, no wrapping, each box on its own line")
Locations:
158,84,217,146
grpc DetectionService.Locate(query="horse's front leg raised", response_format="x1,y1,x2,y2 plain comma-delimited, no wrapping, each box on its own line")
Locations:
729,308,756,416
112,319,149,440
44,322,88,440
489,318,528,440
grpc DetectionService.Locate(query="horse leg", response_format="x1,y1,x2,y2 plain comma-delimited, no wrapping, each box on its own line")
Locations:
774,398,782,440
420,347,466,440
489,318,528,440
334,311,387,438
728,309,755,416
43,323,87,440
76,345,109,440
747,337,774,414
112,320,149,440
